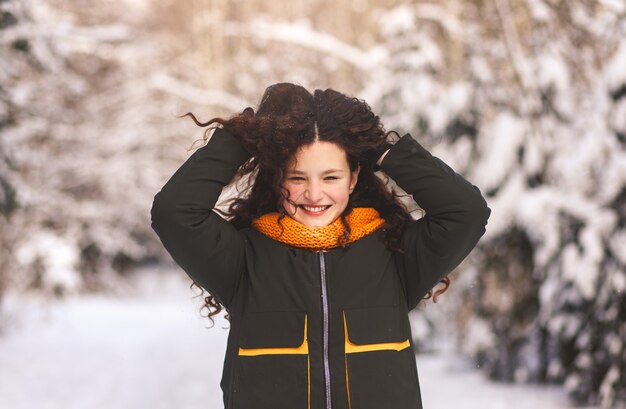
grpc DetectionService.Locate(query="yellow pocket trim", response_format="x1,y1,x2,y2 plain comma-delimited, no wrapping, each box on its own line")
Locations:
345,352,352,409
238,314,309,356
342,311,410,353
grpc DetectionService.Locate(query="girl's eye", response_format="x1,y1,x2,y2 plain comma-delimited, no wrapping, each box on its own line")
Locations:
287,176,338,181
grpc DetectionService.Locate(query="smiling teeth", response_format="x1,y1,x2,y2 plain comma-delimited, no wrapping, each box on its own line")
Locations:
302,205,329,212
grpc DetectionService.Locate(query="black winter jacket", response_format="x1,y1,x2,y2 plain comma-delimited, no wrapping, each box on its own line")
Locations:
150,128,491,409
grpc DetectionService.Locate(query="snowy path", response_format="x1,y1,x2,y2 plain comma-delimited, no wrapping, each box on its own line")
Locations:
0,267,596,409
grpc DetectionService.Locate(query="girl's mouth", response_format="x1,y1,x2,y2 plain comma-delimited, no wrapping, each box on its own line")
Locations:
298,204,332,215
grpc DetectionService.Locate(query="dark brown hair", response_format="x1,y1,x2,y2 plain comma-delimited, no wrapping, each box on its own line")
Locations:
179,83,450,325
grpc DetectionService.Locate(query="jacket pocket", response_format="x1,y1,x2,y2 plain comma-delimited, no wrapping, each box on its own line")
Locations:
343,306,421,409
234,310,310,409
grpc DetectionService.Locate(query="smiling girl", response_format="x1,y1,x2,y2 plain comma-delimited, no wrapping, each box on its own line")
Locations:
150,83,491,409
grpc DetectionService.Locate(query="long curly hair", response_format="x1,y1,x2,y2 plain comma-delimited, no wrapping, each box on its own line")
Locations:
179,83,450,325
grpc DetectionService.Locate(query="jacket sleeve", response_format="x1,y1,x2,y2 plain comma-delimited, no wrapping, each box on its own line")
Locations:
150,128,252,309
380,133,491,310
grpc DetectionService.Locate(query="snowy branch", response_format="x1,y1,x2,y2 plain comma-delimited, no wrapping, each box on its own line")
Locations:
150,73,250,111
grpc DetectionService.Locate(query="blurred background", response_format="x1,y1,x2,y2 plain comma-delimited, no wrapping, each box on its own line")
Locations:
1,0,625,408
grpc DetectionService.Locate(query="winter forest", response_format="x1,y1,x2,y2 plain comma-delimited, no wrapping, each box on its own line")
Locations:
1,0,625,408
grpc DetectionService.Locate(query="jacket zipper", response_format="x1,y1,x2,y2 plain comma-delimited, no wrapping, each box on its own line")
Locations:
318,250,332,409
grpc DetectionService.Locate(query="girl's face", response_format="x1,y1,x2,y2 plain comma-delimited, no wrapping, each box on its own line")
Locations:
281,141,359,227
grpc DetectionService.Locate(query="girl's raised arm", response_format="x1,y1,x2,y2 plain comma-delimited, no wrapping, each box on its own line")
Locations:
150,128,252,309
379,133,491,310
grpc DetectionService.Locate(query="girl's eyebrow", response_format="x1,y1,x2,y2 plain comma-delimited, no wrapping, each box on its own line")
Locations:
288,169,345,175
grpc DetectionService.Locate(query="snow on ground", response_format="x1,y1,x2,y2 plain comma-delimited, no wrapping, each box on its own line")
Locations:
0,266,597,409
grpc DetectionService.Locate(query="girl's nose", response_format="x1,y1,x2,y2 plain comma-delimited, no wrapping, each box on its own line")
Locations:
304,181,323,202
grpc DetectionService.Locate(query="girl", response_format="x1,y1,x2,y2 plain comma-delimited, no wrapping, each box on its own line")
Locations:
150,83,491,409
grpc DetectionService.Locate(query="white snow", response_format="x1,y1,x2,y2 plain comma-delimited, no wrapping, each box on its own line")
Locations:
0,268,597,409
13,231,82,294
524,0,553,22
150,73,251,112
379,5,416,36
242,18,385,70
474,112,527,192
458,315,496,356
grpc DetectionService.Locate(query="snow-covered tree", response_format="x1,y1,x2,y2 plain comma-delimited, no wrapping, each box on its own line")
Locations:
366,2,626,407
0,0,168,300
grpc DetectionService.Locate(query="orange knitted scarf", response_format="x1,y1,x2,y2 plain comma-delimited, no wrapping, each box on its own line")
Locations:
251,207,386,251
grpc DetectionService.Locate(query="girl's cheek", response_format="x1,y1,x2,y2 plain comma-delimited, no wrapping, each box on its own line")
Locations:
285,186,303,204
330,183,351,197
